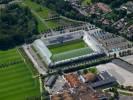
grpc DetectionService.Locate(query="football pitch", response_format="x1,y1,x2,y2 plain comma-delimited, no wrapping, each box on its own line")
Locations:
48,39,93,62
0,49,40,100
48,39,87,54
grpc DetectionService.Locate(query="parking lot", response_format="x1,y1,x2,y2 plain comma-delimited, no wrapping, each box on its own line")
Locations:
121,55,133,65
96,62,133,86
48,76,66,94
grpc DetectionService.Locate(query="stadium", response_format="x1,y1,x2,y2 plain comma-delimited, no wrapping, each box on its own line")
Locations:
32,30,103,67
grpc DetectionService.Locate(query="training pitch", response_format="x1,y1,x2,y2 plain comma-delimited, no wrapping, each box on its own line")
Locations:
0,49,40,100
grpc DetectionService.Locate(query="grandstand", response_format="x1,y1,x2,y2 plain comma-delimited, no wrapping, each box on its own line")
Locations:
89,28,133,56
32,30,101,67
42,30,84,46
33,39,52,65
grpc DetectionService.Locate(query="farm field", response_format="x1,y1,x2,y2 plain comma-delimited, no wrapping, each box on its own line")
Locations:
0,49,40,100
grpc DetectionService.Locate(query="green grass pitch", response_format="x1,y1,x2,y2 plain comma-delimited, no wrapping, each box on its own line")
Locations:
51,47,93,62
48,39,87,54
48,39,93,62
0,49,40,100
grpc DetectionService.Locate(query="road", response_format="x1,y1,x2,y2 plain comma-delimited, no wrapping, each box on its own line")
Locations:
112,59,133,73
104,88,133,100
120,95,133,100
121,55,133,65
60,16,86,23
118,89,133,95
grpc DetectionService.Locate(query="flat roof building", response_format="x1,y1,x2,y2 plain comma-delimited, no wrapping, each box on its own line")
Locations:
90,71,117,89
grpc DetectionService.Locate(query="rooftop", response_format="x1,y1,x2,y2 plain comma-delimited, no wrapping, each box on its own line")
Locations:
96,3,112,13
83,72,96,82
64,73,81,88
51,83,110,100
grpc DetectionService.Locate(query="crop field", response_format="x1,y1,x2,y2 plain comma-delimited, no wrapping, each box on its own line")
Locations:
0,49,40,100
48,39,93,62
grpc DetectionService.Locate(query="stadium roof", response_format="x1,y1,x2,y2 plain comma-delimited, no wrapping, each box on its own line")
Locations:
33,39,52,65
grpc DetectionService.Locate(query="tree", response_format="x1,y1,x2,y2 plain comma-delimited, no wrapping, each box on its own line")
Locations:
0,4,38,49
0,0,13,4
83,69,88,74
114,53,117,58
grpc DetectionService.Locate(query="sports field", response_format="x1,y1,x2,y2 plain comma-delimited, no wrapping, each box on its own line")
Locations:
48,39,87,54
0,49,40,100
52,47,93,62
48,39,93,62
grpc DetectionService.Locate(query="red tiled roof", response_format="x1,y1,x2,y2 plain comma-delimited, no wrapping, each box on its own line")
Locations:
83,72,96,82
96,3,112,13
64,73,81,87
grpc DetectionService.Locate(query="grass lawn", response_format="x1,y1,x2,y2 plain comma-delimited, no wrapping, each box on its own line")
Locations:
36,17,48,33
23,0,56,19
0,49,40,100
23,0,56,32
48,39,93,62
82,0,92,6
51,47,93,62
46,18,78,29
0,49,21,64
46,20,60,29
23,0,80,32
48,39,87,54
88,67,97,74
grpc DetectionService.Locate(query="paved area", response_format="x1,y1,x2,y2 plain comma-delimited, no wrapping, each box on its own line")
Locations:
23,45,47,75
118,89,133,95
49,76,65,94
112,59,133,73
121,55,133,65
120,95,133,100
96,62,133,86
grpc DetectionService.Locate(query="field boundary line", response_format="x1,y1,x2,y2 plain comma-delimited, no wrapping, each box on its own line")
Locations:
17,48,41,96
16,48,36,78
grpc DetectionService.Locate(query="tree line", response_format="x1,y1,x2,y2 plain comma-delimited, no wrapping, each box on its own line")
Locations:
0,0,13,4
31,0,130,39
31,0,84,20
0,4,38,49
